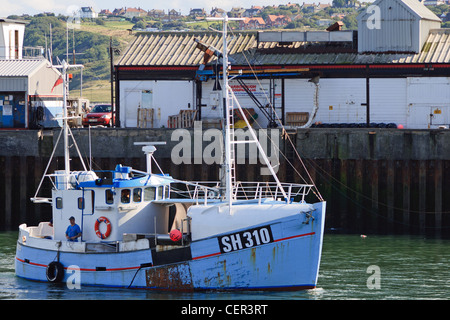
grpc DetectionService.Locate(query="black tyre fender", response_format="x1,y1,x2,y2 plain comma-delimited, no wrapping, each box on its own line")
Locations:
46,261,64,283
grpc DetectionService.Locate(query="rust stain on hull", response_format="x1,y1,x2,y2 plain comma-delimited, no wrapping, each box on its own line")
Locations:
145,262,193,291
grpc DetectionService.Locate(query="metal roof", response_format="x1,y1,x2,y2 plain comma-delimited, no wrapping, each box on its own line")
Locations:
0,18,27,24
399,0,441,22
117,31,257,66
357,0,441,22
234,29,450,65
0,59,50,77
117,28,450,67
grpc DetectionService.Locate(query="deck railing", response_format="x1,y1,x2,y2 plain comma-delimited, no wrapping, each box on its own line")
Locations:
170,181,314,204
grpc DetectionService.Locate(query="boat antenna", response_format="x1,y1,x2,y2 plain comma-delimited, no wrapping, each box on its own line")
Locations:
206,14,242,210
134,142,167,174
53,60,84,186
62,61,70,177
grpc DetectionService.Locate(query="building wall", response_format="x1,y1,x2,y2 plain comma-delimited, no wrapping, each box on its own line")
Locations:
0,61,63,129
28,62,63,129
119,80,194,128
0,22,25,59
201,78,283,128
406,77,450,129
419,19,442,51
277,77,448,128
370,78,407,125
28,64,62,96
0,92,26,128
284,78,366,124
0,77,26,91
118,76,450,129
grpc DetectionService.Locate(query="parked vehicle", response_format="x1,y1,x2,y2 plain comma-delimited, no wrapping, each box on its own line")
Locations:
82,104,112,127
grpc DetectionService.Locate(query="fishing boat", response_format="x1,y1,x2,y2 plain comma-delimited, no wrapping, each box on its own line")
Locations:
15,16,326,291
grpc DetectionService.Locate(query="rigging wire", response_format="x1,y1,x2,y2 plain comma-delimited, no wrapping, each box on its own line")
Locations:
303,155,450,215
226,26,323,202
226,26,449,215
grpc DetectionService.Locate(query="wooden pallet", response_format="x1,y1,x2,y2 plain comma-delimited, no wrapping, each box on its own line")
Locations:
286,112,309,126
137,108,154,128
168,109,197,128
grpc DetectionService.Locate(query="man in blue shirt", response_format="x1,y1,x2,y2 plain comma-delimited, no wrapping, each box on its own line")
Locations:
66,216,82,242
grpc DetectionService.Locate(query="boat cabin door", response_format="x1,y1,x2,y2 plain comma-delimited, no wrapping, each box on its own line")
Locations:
52,189,94,240
79,189,94,215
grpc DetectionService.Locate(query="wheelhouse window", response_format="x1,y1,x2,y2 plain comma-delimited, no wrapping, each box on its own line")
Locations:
105,189,114,204
144,187,155,201
56,197,63,209
156,186,163,200
77,197,85,210
133,188,142,203
121,189,131,203
164,186,169,199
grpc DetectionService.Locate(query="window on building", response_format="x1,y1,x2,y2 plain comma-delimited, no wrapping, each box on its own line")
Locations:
14,30,19,59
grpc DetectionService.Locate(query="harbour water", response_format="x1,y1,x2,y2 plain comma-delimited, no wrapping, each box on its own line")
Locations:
1,231,448,300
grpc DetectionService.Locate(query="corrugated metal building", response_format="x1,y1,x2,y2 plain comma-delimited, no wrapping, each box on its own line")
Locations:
115,0,450,129
0,59,63,128
357,0,441,53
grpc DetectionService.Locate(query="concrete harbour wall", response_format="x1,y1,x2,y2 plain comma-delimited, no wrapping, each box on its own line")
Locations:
0,128,448,237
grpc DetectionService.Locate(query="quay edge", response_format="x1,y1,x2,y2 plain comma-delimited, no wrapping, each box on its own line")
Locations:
0,127,449,237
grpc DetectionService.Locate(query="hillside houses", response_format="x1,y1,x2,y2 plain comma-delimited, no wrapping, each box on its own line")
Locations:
148,9,166,19
80,7,98,19
266,15,292,28
243,6,263,17
102,2,333,22
96,1,448,31
240,17,266,30
123,7,147,19
101,5,297,29
189,8,207,18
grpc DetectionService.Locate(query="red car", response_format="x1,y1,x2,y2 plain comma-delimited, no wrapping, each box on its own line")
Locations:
83,104,113,127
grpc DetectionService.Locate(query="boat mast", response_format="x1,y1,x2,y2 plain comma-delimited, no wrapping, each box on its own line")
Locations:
210,15,288,206
53,61,84,189
31,61,85,201
62,61,70,180
221,15,233,208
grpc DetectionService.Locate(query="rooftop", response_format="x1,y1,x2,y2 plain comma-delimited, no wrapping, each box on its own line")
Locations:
117,31,256,66
117,28,450,67
0,18,27,24
0,59,50,77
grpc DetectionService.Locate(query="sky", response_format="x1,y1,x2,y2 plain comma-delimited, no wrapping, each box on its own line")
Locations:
2,0,333,18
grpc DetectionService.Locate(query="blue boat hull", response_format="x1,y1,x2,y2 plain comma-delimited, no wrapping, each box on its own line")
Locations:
15,201,325,291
